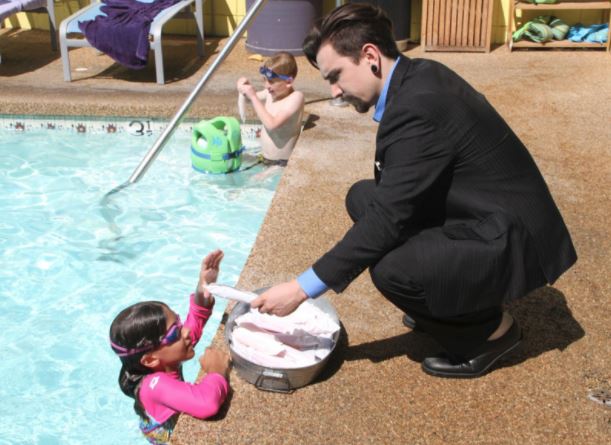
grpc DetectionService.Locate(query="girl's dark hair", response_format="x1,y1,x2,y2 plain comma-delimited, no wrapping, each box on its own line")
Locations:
109,301,168,419
303,3,400,69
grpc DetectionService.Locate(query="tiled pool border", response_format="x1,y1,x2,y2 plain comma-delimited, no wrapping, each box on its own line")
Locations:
0,114,263,142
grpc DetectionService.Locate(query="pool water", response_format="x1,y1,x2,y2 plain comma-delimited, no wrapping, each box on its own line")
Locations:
0,121,279,444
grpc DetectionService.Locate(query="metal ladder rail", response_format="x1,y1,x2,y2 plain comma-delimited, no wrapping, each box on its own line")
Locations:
124,0,268,187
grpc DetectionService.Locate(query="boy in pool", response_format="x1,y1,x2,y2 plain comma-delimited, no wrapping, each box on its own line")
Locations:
237,52,305,166
109,250,231,444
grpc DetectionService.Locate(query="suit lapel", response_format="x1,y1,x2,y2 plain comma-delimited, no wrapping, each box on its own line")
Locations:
374,56,412,182
384,55,411,113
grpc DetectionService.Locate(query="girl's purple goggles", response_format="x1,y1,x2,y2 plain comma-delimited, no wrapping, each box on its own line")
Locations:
110,315,183,357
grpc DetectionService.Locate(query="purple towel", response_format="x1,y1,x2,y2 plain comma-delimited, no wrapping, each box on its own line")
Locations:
78,0,179,70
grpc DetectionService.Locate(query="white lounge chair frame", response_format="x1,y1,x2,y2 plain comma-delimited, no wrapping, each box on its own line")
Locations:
59,0,204,84
38,0,57,49
0,0,57,63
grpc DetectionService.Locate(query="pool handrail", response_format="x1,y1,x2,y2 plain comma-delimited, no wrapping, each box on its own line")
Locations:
124,0,268,187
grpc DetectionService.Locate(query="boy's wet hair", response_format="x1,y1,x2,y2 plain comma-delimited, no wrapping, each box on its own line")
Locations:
109,301,168,419
263,52,298,79
303,3,400,68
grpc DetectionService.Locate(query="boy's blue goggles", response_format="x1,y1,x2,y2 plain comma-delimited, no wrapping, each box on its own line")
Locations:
259,66,293,82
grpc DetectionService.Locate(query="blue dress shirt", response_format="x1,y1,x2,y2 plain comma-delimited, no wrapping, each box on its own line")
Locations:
373,57,400,122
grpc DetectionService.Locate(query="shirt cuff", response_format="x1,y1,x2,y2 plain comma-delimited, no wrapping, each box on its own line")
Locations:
296,267,328,299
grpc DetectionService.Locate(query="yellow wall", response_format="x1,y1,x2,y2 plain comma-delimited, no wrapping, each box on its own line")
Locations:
4,0,609,44
2,0,87,30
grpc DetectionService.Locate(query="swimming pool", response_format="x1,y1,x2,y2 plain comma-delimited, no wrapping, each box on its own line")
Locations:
0,116,279,444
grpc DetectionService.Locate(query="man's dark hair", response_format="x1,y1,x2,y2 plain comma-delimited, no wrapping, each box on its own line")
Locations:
303,3,400,69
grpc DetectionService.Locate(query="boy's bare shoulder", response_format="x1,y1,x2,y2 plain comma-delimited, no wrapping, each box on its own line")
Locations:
292,89,305,99
286,89,305,105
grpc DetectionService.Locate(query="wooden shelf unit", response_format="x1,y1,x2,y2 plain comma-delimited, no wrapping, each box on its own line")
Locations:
508,1,611,51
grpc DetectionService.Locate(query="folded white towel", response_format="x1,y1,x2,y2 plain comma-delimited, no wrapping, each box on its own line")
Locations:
205,283,258,304
232,326,285,355
236,300,340,337
237,93,247,124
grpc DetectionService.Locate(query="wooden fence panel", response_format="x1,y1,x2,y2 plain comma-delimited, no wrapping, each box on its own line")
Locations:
422,0,493,51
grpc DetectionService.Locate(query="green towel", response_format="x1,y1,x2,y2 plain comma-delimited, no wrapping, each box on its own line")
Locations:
512,15,568,42
513,16,553,43
549,17,569,40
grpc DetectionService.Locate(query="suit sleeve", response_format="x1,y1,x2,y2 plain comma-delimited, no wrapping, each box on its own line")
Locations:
313,109,456,292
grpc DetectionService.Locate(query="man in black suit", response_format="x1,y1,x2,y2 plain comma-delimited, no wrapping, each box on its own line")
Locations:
251,4,576,378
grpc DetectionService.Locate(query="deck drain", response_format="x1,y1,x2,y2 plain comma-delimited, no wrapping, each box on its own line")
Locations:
587,389,611,407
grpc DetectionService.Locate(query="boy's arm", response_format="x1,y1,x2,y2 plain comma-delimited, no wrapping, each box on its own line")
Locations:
237,77,266,102
255,89,267,102
249,91,304,131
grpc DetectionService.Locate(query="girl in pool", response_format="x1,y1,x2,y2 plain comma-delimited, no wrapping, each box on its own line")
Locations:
109,249,231,444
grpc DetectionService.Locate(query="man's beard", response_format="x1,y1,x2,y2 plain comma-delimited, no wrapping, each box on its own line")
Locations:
342,95,371,113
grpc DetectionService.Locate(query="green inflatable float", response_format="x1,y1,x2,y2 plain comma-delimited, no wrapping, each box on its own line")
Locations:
191,117,244,174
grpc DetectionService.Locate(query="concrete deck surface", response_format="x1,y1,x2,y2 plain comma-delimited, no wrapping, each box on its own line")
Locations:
1,29,609,444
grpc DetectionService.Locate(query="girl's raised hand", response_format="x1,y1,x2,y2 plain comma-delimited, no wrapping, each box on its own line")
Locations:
195,250,224,308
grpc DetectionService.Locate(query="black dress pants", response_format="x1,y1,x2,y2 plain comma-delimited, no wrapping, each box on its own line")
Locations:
346,179,503,359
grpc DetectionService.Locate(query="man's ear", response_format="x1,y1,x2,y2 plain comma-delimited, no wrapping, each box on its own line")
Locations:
140,352,160,370
361,43,380,65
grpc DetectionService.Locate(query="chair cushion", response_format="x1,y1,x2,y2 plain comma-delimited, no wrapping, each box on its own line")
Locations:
65,4,105,33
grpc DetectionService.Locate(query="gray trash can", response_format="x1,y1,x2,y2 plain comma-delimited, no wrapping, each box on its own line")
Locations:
245,0,323,56
350,0,411,51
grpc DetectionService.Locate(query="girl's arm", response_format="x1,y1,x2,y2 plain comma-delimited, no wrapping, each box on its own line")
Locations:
194,250,223,308
141,372,229,420
183,250,223,345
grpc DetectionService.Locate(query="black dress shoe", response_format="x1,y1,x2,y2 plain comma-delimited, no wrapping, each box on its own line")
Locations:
402,313,417,330
421,320,522,379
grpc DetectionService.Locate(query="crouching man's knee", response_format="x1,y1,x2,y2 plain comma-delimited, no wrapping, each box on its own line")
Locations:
345,179,375,222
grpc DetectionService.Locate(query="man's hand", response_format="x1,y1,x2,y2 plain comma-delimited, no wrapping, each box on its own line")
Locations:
250,280,308,316
195,250,224,308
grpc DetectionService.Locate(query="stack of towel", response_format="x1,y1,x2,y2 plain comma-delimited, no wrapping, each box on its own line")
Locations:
513,15,569,43
206,283,341,369
230,301,340,369
513,14,608,44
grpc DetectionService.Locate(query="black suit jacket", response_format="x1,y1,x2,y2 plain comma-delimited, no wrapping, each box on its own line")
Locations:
313,56,576,316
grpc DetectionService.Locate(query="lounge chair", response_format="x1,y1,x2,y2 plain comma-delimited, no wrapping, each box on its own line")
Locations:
59,0,204,84
0,0,57,62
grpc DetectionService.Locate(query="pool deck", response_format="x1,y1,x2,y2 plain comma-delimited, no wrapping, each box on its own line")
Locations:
2,30,609,444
